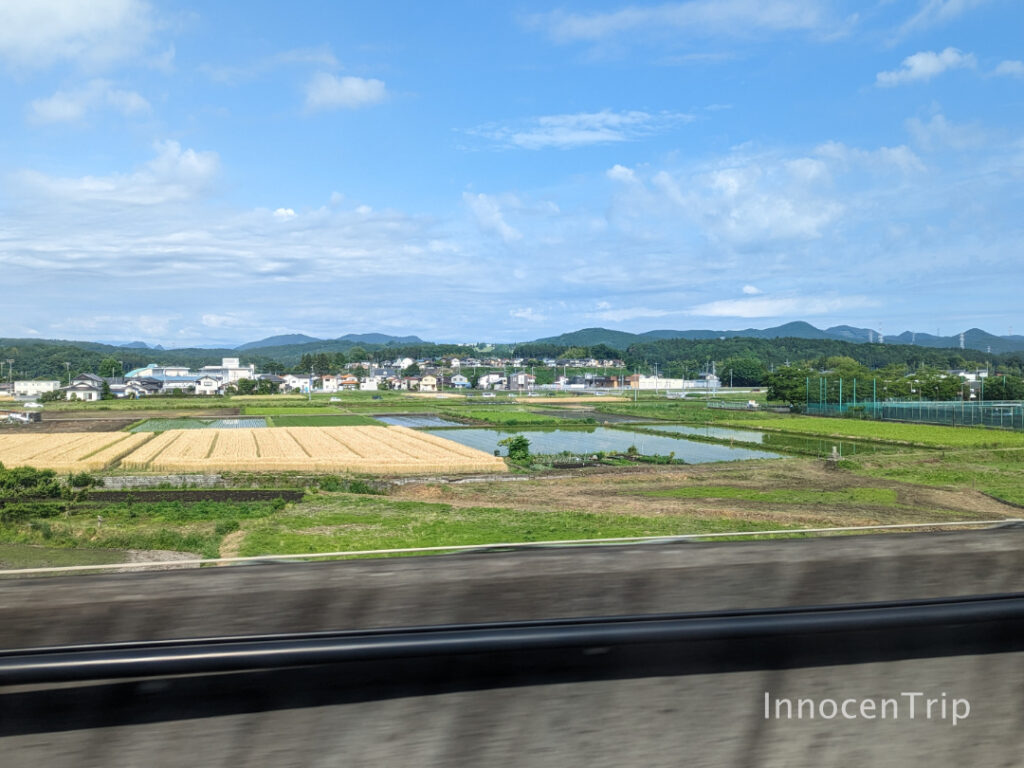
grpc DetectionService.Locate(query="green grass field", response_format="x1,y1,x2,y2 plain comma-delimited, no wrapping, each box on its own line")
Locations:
268,414,382,427
722,416,1024,448
596,400,786,423
237,494,802,557
243,406,344,415
0,543,130,569
441,407,593,426
0,499,288,559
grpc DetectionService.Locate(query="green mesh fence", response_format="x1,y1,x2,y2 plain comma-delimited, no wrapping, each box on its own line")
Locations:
804,400,1024,431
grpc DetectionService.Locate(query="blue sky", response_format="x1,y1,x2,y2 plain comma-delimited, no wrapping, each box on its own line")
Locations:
1,0,1022,347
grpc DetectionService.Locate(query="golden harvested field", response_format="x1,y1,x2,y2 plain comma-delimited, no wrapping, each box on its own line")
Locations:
0,432,152,473
120,425,508,474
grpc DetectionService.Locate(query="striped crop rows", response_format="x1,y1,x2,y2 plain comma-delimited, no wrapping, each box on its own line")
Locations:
119,426,507,474
0,432,153,473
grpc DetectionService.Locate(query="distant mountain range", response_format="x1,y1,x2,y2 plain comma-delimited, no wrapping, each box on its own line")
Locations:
533,322,1024,355
235,333,424,351
7,324,1022,359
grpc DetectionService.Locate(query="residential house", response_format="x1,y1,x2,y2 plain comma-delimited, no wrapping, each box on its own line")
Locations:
194,376,223,396
477,373,506,390
448,374,470,389
125,378,162,398
419,375,438,392
62,373,105,401
281,374,313,393
507,372,536,391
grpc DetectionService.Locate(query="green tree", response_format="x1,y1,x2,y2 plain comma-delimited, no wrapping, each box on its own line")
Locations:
235,378,257,395
720,356,766,387
348,346,369,363
403,362,421,377
498,435,530,461
313,353,331,376
98,357,121,378
765,365,815,406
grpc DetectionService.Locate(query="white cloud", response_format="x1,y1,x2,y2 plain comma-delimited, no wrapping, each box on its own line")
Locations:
16,140,219,205
304,72,387,111
530,0,831,43
510,307,546,322
905,114,984,151
201,313,248,329
203,47,339,85
469,110,693,150
273,208,297,220
687,295,876,318
606,164,639,183
994,60,1024,78
463,192,522,243
742,285,762,295
28,79,150,123
897,0,989,35
587,307,676,322
0,0,155,70
876,48,976,87
814,141,925,173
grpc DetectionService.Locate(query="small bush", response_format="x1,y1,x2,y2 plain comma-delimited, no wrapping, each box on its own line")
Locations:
498,435,531,461
215,519,240,536
68,472,99,488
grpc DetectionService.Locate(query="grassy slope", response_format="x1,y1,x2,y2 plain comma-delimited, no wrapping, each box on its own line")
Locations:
0,543,129,569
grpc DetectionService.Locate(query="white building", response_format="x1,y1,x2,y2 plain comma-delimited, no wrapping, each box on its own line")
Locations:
194,376,223,396
198,357,256,384
477,373,506,390
281,374,313,393
14,380,60,397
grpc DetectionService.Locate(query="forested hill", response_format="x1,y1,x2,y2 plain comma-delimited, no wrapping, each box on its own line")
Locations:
0,337,468,379
618,336,1018,378
534,324,1024,355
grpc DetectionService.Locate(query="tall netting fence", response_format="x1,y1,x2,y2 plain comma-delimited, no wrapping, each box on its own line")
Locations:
804,400,1024,431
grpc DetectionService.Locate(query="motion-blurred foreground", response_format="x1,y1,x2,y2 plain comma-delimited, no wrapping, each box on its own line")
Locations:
1,529,1022,767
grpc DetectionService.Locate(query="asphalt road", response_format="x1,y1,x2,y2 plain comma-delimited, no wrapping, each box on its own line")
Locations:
1,530,1022,767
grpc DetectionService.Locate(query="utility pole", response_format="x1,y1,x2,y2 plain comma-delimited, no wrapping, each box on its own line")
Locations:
64,361,70,387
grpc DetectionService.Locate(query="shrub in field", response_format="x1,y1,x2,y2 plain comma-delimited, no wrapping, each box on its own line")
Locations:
498,435,531,461
0,463,62,499
215,519,240,536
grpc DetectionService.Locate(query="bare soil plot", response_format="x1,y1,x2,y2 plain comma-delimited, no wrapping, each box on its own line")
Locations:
391,458,1018,529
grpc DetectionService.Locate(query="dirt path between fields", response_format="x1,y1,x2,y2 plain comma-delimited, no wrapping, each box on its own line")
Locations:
219,530,246,560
